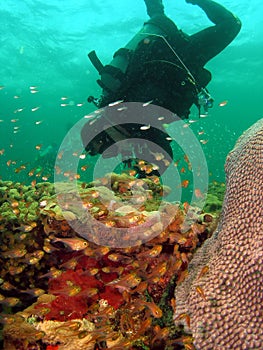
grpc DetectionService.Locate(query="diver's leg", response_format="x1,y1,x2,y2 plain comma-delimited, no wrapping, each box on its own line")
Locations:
187,0,241,65
190,0,239,26
144,0,165,18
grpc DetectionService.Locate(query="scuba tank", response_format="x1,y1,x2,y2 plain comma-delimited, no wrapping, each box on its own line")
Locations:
88,19,170,106
87,15,192,106
87,15,213,115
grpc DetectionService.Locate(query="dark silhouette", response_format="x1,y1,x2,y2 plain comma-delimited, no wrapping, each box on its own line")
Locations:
83,0,241,176
88,0,241,118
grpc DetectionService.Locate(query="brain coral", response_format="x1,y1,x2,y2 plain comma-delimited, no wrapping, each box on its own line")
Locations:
174,118,263,349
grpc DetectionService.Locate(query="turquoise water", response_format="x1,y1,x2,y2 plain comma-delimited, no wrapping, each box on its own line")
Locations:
0,0,262,184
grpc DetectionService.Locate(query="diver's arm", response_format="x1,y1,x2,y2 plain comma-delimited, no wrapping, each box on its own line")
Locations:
186,0,241,64
144,0,165,18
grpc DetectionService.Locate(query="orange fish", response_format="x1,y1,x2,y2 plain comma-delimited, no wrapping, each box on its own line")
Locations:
180,167,186,173
1,246,27,259
28,168,37,176
196,285,207,301
21,288,45,297
173,336,195,349
0,281,16,291
181,252,188,264
16,223,36,232
39,267,63,279
198,265,209,280
54,284,82,297
59,257,79,270
24,250,44,265
219,100,228,107
10,201,19,208
170,297,176,313
15,165,27,173
51,237,88,251
80,165,89,171
0,297,20,307
107,253,133,264
138,300,163,318
169,232,187,246
176,269,189,284
107,272,141,292
183,201,190,211
43,239,60,254
8,265,26,276
162,159,170,167
151,327,170,345
181,180,189,188
57,151,64,159
93,246,110,256
148,261,167,279
194,188,204,198
136,318,152,335
55,166,62,174
172,258,183,272
183,154,189,163
150,151,165,161
184,344,195,350
130,280,148,294
174,312,191,328
137,245,162,259
101,266,124,275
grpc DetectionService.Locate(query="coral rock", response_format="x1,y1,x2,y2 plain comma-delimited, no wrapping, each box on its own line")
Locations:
174,119,263,349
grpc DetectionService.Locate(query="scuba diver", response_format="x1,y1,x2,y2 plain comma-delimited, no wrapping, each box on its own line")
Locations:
82,0,241,177
33,143,58,178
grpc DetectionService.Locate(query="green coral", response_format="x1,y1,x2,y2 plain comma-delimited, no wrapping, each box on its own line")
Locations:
0,180,55,228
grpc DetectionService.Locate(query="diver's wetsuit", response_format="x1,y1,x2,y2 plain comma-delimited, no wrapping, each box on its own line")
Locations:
121,0,242,119
145,0,241,66
96,0,241,118
83,0,241,176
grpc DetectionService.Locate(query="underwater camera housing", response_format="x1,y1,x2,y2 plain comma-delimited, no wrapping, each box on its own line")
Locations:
87,95,101,108
198,88,214,115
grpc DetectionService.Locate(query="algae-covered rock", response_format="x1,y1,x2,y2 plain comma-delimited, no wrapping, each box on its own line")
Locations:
0,181,56,228
204,193,223,213
203,181,225,214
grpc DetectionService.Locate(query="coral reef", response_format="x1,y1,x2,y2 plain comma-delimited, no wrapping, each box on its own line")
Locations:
174,119,263,349
203,181,225,215
0,173,216,349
